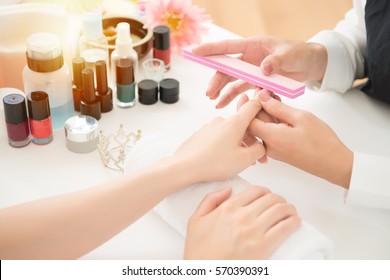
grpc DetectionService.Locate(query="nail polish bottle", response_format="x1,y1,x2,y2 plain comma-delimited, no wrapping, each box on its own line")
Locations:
153,25,170,71
27,91,53,145
95,60,113,113
80,68,101,120
3,94,30,148
116,59,136,108
72,57,85,111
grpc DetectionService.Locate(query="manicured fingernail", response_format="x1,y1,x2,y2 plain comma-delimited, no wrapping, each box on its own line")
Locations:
258,91,271,102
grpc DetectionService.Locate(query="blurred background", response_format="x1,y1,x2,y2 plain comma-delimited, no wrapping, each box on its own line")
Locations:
193,0,352,41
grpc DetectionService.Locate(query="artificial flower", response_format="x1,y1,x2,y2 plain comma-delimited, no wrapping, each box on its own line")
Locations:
143,0,211,52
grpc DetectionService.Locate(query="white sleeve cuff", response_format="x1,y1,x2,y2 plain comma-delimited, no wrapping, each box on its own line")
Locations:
345,151,390,209
307,30,356,93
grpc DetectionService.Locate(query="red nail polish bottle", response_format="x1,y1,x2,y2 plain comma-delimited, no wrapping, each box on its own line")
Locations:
153,25,170,71
3,94,31,148
27,91,53,145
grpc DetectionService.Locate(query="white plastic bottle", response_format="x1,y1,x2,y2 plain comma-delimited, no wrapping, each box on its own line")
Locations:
22,32,73,130
79,12,109,73
110,22,138,86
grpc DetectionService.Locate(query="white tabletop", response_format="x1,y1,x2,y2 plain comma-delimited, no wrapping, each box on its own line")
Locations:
1,24,390,260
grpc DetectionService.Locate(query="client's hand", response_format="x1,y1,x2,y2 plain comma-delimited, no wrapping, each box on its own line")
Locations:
184,186,300,259
173,97,265,183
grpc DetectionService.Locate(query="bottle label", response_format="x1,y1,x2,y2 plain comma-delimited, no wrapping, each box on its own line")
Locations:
27,54,64,73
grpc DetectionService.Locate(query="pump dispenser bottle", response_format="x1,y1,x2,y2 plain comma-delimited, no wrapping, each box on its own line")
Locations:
111,22,138,86
23,32,73,130
79,13,109,74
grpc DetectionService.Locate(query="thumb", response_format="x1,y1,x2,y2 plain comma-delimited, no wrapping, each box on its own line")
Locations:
192,187,232,217
261,53,284,76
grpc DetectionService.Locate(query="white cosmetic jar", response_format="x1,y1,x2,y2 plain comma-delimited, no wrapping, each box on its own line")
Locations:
64,115,99,153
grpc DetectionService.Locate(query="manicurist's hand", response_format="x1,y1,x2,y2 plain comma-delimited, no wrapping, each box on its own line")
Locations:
184,186,301,259
192,37,327,108
173,98,265,183
246,90,353,188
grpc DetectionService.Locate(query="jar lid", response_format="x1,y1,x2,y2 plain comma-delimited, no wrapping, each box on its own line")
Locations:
27,91,51,120
64,115,99,143
26,33,64,72
138,79,158,105
159,78,179,104
26,32,62,60
3,94,28,124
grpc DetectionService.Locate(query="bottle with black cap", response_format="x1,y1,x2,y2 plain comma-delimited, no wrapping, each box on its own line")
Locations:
3,94,30,148
80,68,101,120
153,25,171,71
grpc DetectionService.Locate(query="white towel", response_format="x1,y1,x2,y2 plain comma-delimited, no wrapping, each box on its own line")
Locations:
125,132,334,259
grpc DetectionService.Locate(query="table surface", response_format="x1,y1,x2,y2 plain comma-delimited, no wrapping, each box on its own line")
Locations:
1,24,390,260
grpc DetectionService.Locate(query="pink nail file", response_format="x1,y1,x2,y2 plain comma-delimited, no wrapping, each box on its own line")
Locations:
182,48,305,98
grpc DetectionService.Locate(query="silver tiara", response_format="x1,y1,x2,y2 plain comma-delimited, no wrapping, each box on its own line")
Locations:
97,124,142,172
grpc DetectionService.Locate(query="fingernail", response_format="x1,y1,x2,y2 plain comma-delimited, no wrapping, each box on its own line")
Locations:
258,91,271,102
262,62,273,74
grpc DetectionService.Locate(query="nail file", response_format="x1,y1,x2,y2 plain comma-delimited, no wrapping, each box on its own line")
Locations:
182,48,305,98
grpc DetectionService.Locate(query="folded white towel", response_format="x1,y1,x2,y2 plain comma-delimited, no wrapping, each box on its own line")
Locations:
125,132,334,259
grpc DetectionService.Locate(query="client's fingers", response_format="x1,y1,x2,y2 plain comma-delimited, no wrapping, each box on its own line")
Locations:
261,215,301,259
232,186,270,207
206,71,237,100
216,81,254,109
193,187,233,217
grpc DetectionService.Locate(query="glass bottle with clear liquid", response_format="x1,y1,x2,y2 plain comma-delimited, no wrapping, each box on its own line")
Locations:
111,22,138,86
22,32,74,130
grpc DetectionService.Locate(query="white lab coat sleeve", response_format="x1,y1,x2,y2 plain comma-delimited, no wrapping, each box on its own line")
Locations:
306,0,367,93
345,151,390,209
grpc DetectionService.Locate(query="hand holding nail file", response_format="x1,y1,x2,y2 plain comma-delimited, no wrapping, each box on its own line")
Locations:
182,47,305,98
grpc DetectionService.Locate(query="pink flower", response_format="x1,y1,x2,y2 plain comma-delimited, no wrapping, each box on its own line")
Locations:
143,0,211,52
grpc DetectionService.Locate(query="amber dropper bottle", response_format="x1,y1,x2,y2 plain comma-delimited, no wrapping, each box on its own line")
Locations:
80,68,101,120
72,57,85,111
95,60,113,113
